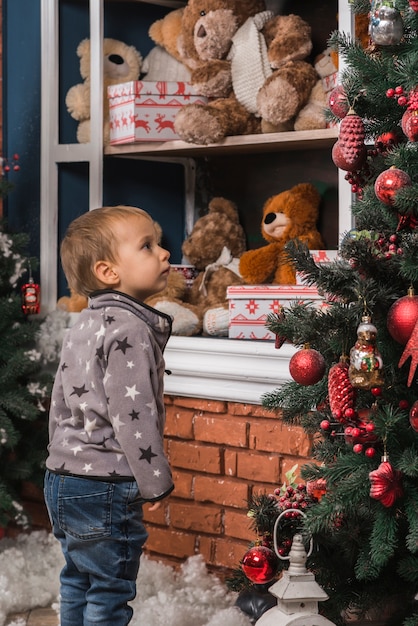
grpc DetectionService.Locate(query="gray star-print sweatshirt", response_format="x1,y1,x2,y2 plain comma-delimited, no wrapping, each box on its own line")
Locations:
46,290,174,502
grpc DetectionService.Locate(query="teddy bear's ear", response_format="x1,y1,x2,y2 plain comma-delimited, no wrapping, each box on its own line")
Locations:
290,183,321,209
77,38,90,58
207,197,240,223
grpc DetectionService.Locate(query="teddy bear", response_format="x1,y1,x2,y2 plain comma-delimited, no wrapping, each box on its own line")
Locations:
57,288,88,313
145,269,203,336
141,8,192,82
173,0,319,145
65,38,142,144
239,183,325,285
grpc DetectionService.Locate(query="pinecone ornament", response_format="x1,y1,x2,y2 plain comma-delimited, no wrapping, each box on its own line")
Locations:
328,357,357,422
332,109,367,171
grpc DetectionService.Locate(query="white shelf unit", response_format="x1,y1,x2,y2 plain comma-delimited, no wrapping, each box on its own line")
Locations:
40,0,353,404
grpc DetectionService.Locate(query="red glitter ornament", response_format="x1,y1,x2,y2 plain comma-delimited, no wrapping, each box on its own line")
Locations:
241,545,278,584
289,346,326,386
369,459,403,507
328,85,349,119
387,288,418,344
404,110,418,141
374,166,412,205
408,0,418,12
409,401,418,432
332,110,367,172
328,357,356,421
399,317,418,386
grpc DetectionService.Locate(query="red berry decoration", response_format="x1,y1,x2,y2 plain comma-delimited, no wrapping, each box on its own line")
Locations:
369,459,403,507
332,110,367,171
409,400,418,432
387,288,418,345
374,166,412,205
328,357,357,422
241,544,278,584
328,85,349,119
289,346,325,386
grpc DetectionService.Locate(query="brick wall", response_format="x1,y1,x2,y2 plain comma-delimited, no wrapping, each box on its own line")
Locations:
142,395,312,577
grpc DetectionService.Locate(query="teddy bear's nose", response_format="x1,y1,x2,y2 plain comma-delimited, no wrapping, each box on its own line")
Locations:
264,213,276,225
108,54,124,65
197,24,207,38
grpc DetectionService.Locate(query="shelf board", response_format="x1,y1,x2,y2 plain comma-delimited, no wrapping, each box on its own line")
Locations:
104,128,339,158
108,0,186,6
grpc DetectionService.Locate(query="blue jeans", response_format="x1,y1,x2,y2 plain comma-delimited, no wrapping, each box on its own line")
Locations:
44,470,148,626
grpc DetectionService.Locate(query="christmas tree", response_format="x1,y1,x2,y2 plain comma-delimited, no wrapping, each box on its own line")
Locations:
229,2,418,625
0,161,52,532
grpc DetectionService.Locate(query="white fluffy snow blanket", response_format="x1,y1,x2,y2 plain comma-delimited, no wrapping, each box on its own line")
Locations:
0,531,252,626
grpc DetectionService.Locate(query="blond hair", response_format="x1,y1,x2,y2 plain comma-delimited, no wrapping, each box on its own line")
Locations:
60,205,152,298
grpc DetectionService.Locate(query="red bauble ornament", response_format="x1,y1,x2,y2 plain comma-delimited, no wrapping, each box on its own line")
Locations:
328,357,357,422
404,110,418,141
241,545,278,584
408,0,418,12
328,85,349,119
409,400,418,432
289,346,326,386
374,166,412,205
399,317,418,386
369,459,403,507
387,288,418,344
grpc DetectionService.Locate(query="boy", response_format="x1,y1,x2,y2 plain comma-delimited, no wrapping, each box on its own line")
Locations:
44,205,174,626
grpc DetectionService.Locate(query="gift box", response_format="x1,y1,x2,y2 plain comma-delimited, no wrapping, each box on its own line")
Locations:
227,284,330,341
108,80,208,143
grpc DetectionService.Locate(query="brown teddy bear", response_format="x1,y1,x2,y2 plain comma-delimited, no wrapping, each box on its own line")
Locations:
173,0,319,144
142,8,192,82
57,288,88,313
65,38,142,144
239,183,325,285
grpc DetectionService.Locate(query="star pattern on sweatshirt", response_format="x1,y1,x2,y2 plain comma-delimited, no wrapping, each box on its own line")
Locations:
48,295,173,499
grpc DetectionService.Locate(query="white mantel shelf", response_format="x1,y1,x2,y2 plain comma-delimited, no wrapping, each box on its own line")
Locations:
163,335,297,405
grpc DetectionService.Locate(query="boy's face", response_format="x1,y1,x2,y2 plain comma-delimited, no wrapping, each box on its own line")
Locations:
110,214,171,301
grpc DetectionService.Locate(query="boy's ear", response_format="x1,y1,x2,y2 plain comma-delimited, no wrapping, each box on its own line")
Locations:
93,260,120,287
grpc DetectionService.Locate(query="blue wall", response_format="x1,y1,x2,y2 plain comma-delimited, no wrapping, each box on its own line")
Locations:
3,1,187,296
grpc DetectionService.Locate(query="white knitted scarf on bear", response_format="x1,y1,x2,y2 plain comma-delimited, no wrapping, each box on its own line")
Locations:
228,10,274,115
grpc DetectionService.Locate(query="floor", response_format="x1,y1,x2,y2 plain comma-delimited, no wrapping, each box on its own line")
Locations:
6,607,58,626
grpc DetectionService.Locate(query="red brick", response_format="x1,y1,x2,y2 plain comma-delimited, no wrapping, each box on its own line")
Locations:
225,449,238,477
169,440,221,474
249,419,311,457
194,414,248,447
281,456,310,483
171,470,194,499
236,450,281,483
194,475,249,508
224,509,254,542
165,405,194,439
146,526,197,559
170,397,227,413
143,501,168,525
170,502,222,534
229,403,279,418
211,537,249,569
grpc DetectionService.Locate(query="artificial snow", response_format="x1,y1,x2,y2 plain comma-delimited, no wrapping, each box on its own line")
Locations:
0,531,252,626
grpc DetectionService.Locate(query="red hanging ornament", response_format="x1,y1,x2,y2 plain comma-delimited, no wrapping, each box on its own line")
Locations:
404,110,418,141
21,269,41,315
241,544,279,584
369,458,403,507
374,166,412,205
409,401,418,432
332,109,367,172
289,345,326,386
398,317,418,386
408,0,418,12
387,287,418,344
328,356,357,422
328,85,349,119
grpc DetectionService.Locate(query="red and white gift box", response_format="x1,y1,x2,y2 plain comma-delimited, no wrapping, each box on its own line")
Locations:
227,284,330,341
108,80,207,144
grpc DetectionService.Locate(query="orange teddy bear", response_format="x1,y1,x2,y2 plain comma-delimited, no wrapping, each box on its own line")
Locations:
239,183,324,285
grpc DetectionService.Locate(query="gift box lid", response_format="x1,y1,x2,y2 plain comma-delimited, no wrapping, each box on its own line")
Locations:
108,80,202,99
227,284,323,299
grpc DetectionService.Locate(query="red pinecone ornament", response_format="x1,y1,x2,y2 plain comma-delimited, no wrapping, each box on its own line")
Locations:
332,110,366,171
369,460,403,507
328,357,357,422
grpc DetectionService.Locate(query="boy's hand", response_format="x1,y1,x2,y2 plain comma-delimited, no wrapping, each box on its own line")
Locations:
147,501,162,512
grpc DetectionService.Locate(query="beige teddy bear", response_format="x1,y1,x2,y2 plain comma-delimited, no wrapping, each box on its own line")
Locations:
65,38,142,144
